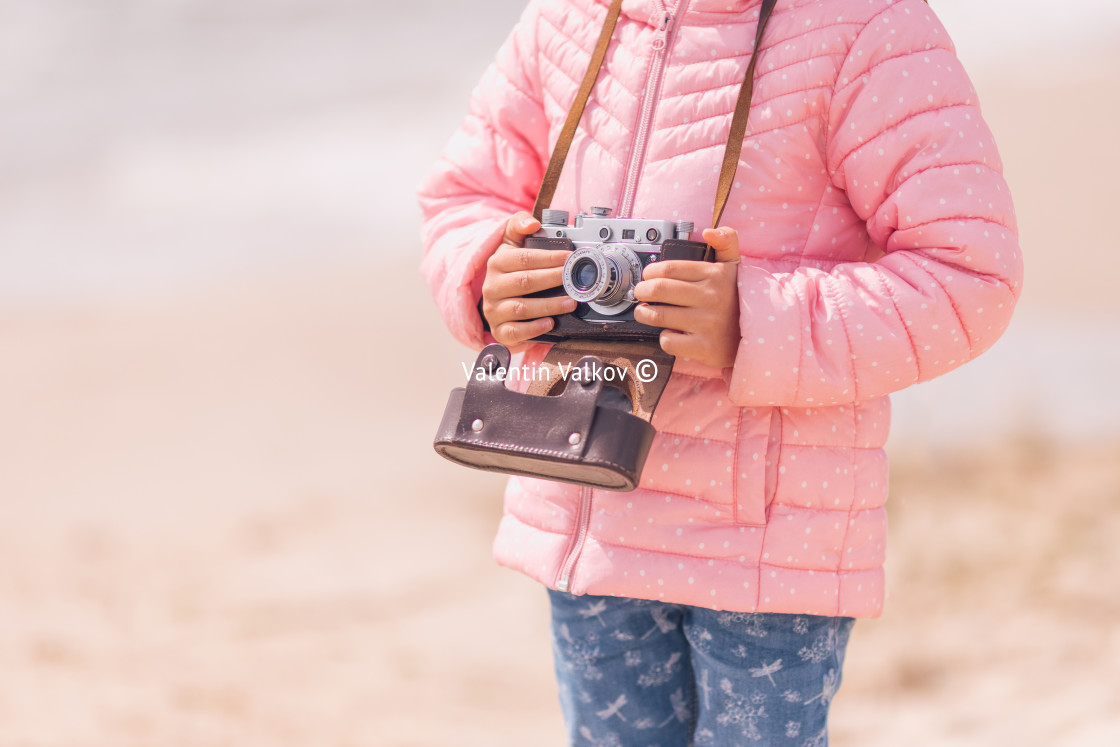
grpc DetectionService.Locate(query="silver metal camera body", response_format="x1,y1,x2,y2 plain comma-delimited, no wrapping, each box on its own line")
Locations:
533,206,694,321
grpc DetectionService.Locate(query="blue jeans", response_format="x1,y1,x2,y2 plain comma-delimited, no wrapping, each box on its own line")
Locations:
548,590,855,746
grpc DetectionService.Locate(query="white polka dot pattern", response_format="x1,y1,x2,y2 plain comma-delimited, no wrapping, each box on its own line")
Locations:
420,0,1021,618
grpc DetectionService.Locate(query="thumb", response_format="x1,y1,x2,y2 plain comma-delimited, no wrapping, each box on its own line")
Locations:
702,226,741,264
503,211,541,246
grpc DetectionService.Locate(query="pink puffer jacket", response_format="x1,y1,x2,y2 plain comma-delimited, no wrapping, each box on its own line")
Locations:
418,0,1022,617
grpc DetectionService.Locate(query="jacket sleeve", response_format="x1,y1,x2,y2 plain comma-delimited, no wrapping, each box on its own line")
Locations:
726,0,1023,408
417,3,550,350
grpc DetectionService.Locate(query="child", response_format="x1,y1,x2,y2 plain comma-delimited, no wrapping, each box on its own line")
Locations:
418,0,1022,744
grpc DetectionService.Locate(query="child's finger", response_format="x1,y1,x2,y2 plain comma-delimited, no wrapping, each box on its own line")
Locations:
501,211,542,246
640,259,713,282
496,295,577,321
657,329,696,359
633,302,696,332
488,266,566,298
702,226,742,264
493,317,555,346
488,247,569,273
633,277,705,307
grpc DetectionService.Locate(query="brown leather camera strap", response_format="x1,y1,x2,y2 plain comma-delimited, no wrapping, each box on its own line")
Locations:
526,340,676,422
531,0,777,229
712,0,777,227
531,0,624,222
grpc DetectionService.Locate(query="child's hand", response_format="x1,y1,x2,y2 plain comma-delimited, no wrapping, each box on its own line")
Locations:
633,226,742,369
481,211,578,346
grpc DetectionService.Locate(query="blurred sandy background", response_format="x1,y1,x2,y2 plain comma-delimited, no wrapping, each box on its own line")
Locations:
0,0,1117,744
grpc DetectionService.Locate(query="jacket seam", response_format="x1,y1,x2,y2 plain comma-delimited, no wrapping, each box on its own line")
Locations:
745,110,826,139
437,158,529,214
534,16,636,98
506,502,886,546
778,444,886,452
871,265,923,383
900,244,986,301
589,539,880,569
755,49,852,84
824,0,899,132
657,82,832,129
537,5,595,59
540,86,631,168
537,8,647,99
791,270,806,403
661,73,830,106
492,62,540,114
731,405,745,523
754,17,871,69
538,55,636,136
833,102,970,170
893,251,976,360
540,82,626,141
433,137,537,227
834,406,860,615
798,151,841,400
833,44,955,101
755,412,781,608
455,111,538,164
646,110,823,166
639,486,739,505
899,213,1016,237
893,159,1002,191
831,0,946,102
654,428,735,444
668,370,726,380
751,82,834,110
825,265,861,403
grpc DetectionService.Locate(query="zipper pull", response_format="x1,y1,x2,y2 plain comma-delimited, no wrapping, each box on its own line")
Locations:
652,12,672,51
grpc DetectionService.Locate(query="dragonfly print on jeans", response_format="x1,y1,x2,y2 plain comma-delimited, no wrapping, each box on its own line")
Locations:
548,590,855,746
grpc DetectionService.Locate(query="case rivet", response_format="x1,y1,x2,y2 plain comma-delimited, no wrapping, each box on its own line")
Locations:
569,432,582,445
471,419,484,432
480,355,499,374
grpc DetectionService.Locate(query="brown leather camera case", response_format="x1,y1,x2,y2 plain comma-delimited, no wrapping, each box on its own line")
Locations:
433,343,671,491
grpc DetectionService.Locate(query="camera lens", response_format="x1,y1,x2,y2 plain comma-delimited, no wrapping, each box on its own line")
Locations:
572,258,599,292
562,245,642,315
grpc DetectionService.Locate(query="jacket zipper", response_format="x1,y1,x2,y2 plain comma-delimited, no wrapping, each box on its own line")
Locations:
617,0,688,218
556,486,592,592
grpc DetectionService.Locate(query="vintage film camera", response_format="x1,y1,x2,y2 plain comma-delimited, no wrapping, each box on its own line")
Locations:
526,207,711,343
433,207,711,491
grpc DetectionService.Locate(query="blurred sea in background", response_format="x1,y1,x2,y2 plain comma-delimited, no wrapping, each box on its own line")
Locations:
1,1,1118,744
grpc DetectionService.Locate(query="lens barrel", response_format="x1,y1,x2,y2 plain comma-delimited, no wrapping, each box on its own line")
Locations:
562,245,642,315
